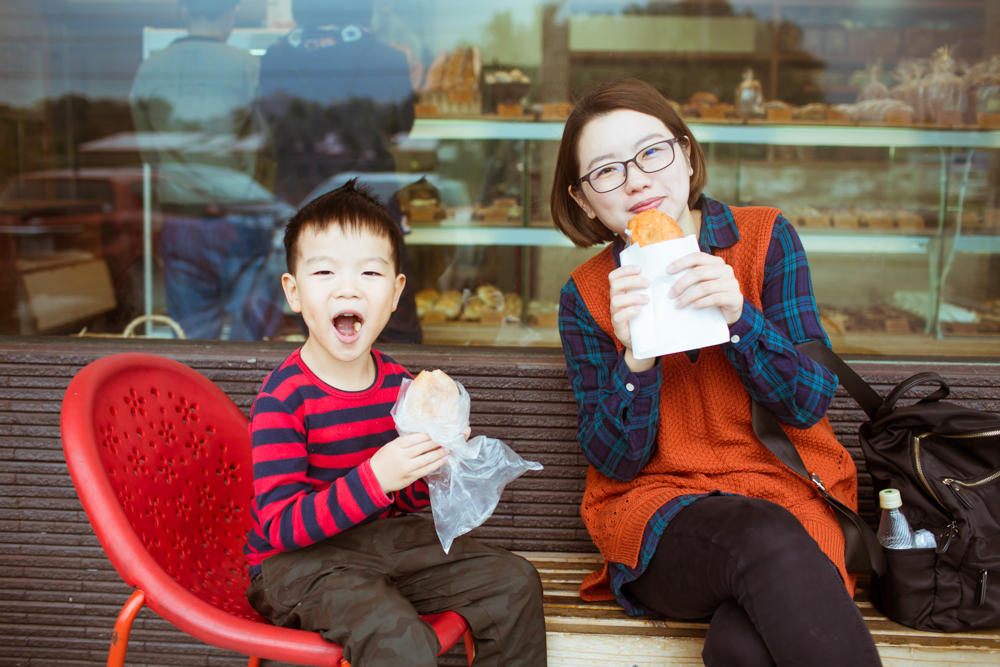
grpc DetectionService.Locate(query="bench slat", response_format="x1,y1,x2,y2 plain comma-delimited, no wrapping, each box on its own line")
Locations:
518,551,1000,662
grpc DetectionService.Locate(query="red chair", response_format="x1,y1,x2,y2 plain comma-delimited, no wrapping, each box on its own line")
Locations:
60,353,474,667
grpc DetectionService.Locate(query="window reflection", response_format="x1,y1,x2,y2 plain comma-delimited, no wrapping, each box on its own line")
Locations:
0,0,997,356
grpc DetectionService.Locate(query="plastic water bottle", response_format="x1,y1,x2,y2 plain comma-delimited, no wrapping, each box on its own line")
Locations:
877,489,915,549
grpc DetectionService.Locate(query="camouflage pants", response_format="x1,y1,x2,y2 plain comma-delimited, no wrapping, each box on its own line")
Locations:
246,515,546,667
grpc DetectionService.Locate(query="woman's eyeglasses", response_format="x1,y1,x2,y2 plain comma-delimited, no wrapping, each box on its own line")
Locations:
577,137,684,194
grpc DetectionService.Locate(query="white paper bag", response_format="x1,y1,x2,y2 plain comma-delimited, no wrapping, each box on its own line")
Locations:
619,235,731,359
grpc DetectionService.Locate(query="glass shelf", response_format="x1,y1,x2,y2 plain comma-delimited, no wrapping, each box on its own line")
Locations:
412,118,1000,149
407,225,1000,255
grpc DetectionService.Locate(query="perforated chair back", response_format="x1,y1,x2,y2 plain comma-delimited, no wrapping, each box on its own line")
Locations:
61,353,473,667
71,353,258,616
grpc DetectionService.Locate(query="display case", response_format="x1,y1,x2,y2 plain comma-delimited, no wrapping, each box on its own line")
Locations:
399,117,1000,357
1,0,998,359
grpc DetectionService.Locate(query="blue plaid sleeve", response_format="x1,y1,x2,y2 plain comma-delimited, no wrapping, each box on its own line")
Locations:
559,279,661,482
722,215,838,429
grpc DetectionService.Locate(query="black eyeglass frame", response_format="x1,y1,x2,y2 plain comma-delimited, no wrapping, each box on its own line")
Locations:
576,136,687,194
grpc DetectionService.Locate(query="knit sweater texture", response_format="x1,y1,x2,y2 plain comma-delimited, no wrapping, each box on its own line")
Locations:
570,206,858,600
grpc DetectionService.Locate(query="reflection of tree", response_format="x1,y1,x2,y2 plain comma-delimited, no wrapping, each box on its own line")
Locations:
623,0,744,18
481,10,538,66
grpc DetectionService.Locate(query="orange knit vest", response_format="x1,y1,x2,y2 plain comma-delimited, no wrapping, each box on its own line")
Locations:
570,206,857,601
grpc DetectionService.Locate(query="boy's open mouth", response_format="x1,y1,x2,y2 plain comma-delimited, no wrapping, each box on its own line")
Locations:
333,313,363,338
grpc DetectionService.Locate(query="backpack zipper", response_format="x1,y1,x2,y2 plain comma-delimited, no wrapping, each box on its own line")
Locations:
914,429,1000,512
913,432,948,511
978,570,989,607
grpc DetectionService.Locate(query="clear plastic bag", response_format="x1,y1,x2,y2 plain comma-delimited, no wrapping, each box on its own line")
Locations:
391,375,543,553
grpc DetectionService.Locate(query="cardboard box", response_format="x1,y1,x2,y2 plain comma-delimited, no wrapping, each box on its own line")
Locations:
21,258,116,331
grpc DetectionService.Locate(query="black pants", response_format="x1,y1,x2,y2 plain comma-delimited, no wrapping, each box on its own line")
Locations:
626,496,882,667
247,515,546,667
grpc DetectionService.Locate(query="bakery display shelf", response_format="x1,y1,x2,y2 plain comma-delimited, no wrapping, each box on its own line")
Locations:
412,118,1000,148
407,226,575,248
407,225,999,255
421,322,560,348
831,332,1000,358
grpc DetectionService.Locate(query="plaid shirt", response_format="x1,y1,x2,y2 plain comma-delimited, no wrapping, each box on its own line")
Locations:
558,196,836,615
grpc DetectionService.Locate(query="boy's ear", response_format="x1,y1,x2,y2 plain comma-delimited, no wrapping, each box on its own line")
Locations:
281,273,302,313
391,273,406,312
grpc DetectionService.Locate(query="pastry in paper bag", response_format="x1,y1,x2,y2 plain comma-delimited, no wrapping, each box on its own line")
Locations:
620,210,730,359
391,370,542,552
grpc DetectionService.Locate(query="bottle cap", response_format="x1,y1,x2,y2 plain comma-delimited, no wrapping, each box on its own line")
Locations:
879,488,903,509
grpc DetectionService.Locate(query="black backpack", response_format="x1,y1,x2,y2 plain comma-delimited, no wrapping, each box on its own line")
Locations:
795,343,1000,632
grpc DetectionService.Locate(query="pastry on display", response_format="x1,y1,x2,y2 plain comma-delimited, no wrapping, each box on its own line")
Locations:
503,292,523,321
429,290,463,320
485,69,531,115
924,45,965,125
527,300,559,327
891,59,928,122
735,68,763,117
397,177,446,223
832,98,915,123
476,284,504,310
790,103,830,121
459,296,487,321
474,198,521,223
415,289,439,319
858,63,891,101
784,206,925,231
418,46,481,116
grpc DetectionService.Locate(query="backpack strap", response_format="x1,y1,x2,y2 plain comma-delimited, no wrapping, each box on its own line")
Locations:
797,340,884,421
751,398,887,577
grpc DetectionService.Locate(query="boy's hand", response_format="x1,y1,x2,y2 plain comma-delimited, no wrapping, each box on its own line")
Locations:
370,433,449,494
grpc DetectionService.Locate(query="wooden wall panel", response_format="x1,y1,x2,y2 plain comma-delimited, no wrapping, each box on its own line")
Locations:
1,337,998,666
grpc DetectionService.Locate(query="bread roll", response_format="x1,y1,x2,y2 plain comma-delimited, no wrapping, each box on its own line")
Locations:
626,210,684,247
406,370,460,421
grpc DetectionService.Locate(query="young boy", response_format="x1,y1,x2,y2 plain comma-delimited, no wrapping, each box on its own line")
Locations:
244,180,546,667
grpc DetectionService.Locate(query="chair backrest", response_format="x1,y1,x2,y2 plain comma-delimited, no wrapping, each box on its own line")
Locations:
61,353,262,621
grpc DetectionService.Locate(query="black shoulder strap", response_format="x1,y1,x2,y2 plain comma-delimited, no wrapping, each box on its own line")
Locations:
751,398,886,577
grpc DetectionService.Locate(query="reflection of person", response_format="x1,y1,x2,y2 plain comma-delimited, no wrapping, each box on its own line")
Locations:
130,0,281,340
244,181,546,666
258,0,416,201
552,80,881,667
259,0,421,343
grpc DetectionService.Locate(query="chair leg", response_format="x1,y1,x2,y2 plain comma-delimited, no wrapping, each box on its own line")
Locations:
463,628,475,666
107,589,146,667
247,658,260,667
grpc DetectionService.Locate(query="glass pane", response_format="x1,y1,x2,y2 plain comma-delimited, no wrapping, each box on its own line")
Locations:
0,0,997,358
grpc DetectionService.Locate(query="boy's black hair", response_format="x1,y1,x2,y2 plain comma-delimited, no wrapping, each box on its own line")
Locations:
284,178,402,276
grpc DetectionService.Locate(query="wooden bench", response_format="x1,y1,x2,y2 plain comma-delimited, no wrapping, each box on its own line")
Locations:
520,552,1000,667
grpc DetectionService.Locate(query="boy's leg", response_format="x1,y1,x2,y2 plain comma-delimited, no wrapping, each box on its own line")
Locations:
386,515,547,667
247,520,442,667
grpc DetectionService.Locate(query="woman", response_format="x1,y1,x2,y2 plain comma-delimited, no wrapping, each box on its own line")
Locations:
552,79,881,667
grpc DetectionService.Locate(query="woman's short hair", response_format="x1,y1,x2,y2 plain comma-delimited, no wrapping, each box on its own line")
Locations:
550,79,707,248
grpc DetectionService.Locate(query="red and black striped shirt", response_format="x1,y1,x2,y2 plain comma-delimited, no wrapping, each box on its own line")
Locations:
244,348,428,566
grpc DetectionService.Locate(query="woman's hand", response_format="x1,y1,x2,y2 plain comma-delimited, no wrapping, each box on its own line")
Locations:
667,252,744,325
608,264,656,372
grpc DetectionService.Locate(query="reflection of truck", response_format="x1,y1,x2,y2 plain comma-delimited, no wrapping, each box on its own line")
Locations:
0,167,293,335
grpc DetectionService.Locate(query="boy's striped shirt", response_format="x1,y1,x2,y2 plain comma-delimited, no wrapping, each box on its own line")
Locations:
244,348,428,566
